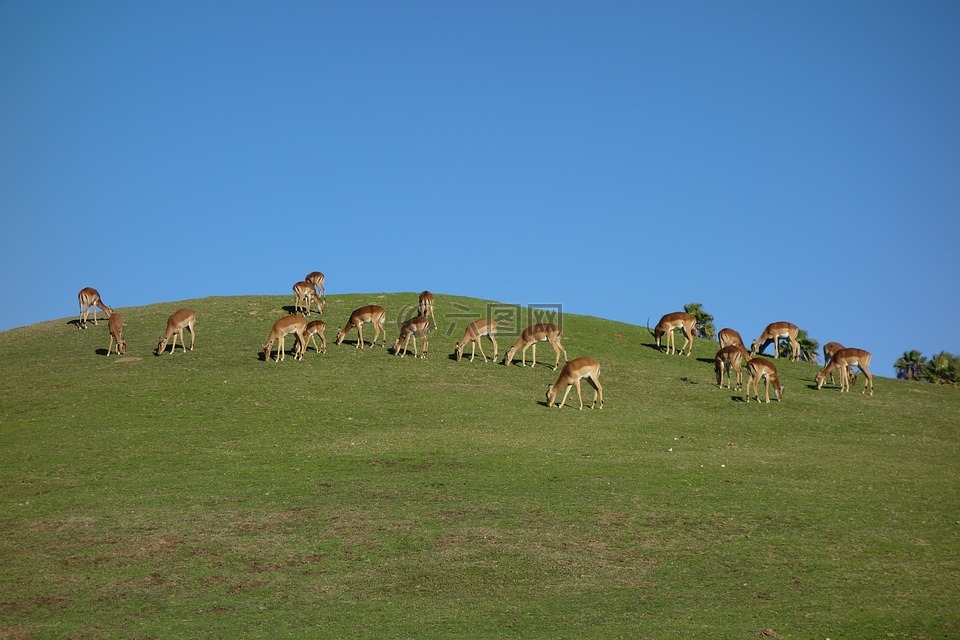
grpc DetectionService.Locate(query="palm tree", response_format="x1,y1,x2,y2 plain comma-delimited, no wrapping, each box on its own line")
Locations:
785,328,820,364
683,302,715,340
923,351,958,385
894,350,927,381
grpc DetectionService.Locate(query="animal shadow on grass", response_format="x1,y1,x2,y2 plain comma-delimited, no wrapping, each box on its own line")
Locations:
259,347,300,362
283,305,323,316
339,339,390,350
696,357,714,365
503,359,547,368
447,351,499,363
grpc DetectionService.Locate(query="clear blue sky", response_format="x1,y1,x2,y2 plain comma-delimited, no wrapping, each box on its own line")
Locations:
3,1,958,377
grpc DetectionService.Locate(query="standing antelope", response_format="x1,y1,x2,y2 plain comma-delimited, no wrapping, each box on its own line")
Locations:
298,320,327,356
650,312,697,356
822,342,857,386
715,344,750,390
106,313,126,356
393,315,430,359
502,323,567,369
745,358,784,403
717,327,745,348
545,357,603,410
156,309,196,355
816,348,874,396
823,341,844,365
453,318,498,363
418,290,437,328
77,287,112,328
335,305,387,349
263,314,307,362
293,281,324,315
305,271,325,299
750,322,801,361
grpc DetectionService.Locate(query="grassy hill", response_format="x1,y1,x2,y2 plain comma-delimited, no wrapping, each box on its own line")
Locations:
1,293,958,639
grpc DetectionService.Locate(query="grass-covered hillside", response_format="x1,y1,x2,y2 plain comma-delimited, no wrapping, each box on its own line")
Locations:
1,293,958,639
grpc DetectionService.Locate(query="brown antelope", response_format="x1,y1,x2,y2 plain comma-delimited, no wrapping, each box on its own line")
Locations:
293,281,324,315
299,320,327,355
453,318,498,363
650,312,697,356
546,357,603,410
750,322,800,361
263,314,307,362
502,323,568,369
418,290,437,328
715,344,750,390
305,271,325,299
816,348,874,395
717,327,745,348
106,313,126,356
77,287,112,328
335,305,387,349
745,357,784,403
156,308,196,355
393,315,430,359
822,342,857,386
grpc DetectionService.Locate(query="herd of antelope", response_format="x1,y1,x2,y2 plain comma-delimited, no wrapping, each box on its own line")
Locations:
651,311,875,402
76,279,872,411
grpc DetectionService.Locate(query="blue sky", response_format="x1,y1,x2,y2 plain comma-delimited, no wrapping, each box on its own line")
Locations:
2,1,958,377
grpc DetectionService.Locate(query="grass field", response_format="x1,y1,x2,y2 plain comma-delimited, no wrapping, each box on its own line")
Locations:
1,293,958,639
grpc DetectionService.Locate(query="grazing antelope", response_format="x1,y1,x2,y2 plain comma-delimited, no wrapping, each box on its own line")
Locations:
717,327,745,348
77,287,112,328
393,315,430,359
106,313,126,356
816,348,874,396
650,312,697,356
305,271,325,299
299,320,327,355
418,290,437,328
545,357,603,410
745,358,784,403
502,323,567,369
293,281,324,315
335,305,387,349
264,314,307,362
453,318,499,363
156,309,196,355
822,342,857,386
715,344,750,390
750,322,800,361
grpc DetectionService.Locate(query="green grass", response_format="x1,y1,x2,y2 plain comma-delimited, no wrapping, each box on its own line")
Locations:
1,293,958,639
